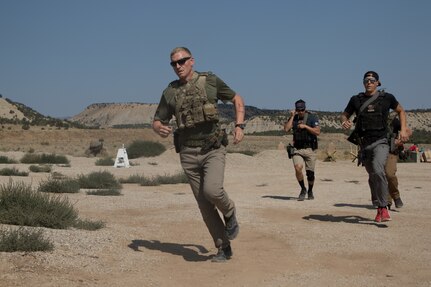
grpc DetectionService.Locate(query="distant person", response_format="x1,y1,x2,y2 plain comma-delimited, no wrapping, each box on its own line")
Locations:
152,47,245,262
409,143,419,152
341,71,409,222
284,99,320,201
382,114,412,209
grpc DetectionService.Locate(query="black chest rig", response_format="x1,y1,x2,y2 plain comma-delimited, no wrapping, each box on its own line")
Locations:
293,113,318,150
174,73,219,130
356,95,386,132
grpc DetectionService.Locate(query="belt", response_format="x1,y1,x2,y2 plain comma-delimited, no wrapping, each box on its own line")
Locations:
182,138,205,147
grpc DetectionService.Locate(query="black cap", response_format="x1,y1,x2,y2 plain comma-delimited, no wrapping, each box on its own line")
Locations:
295,99,306,110
363,71,381,86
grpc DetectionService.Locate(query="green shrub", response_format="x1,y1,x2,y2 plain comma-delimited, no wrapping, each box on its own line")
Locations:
0,181,78,229
0,156,18,164
78,171,121,189
95,157,115,166
29,165,52,173
86,189,122,196
0,227,54,252
37,178,80,193
20,153,70,164
0,167,29,176
127,140,166,159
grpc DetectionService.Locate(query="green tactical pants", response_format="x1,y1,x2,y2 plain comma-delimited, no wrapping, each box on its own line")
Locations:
180,145,235,248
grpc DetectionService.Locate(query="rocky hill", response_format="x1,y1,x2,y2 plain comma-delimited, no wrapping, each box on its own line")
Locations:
0,97,82,128
1,97,430,134
69,102,431,133
70,102,159,128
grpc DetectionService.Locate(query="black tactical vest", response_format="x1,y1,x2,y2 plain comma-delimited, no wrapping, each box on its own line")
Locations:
293,113,318,150
356,95,386,132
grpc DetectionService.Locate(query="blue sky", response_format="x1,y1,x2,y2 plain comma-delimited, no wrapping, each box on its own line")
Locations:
1,0,430,118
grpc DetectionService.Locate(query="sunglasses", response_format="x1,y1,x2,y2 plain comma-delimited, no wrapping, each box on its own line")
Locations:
296,109,305,112
170,57,191,67
363,78,377,84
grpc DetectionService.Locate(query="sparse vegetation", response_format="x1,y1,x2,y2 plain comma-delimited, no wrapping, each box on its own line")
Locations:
0,227,54,252
37,177,80,193
0,167,29,176
0,156,18,164
0,181,78,229
119,172,188,186
29,165,52,173
0,180,104,231
78,171,121,189
119,174,145,184
127,140,166,159
95,157,115,166
20,153,70,164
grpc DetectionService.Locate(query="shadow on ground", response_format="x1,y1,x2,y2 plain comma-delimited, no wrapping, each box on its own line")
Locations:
334,203,376,210
303,214,388,228
128,239,211,262
262,195,297,200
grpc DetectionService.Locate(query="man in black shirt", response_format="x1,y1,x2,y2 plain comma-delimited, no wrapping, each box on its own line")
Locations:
341,71,409,222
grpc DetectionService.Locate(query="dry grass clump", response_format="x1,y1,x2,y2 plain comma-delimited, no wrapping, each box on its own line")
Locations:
0,167,28,176
120,172,188,186
0,227,53,252
20,153,70,164
37,177,80,194
29,164,52,173
78,171,122,189
126,140,166,159
0,155,18,164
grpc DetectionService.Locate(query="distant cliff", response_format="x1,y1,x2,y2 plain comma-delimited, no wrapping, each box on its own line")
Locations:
69,102,431,133
1,97,430,133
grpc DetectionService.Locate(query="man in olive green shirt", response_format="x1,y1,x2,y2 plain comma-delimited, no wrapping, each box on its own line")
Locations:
153,47,245,262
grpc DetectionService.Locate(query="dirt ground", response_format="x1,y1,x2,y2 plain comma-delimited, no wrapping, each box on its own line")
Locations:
0,128,430,287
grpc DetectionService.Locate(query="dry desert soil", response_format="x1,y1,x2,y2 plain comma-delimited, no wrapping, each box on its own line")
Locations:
0,127,430,287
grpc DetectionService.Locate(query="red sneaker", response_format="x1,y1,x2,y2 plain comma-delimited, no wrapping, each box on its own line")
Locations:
375,208,382,223
381,207,392,222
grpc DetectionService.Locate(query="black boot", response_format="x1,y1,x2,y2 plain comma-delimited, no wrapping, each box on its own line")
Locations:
211,245,233,263
307,190,314,200
298,188,307,201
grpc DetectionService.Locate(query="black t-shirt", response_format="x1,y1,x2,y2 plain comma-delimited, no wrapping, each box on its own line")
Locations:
344,92,399,142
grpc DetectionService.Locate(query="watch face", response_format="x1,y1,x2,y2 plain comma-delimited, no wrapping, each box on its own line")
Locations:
236,124,245,129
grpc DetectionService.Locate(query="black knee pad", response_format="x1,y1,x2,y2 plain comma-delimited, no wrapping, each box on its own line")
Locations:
306,170,315,182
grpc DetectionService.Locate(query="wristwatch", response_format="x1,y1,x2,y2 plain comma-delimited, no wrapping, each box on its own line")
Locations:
235,123,246,130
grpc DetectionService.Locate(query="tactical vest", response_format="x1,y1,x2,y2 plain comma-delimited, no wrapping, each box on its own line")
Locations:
173,73,219,130
293,113,318,150
356,94,386,132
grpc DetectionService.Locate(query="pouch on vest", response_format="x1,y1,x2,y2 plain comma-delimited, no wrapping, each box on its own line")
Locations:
203,103,219,122
200,129,227,154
